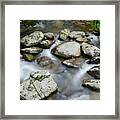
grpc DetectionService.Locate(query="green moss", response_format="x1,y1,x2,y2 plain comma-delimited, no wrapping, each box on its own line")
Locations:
23,54,36,62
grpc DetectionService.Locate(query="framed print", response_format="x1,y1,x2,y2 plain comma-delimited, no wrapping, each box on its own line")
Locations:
0,0,119,119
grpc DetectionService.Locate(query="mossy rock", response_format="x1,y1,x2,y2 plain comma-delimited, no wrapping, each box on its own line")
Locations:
23,54,36,62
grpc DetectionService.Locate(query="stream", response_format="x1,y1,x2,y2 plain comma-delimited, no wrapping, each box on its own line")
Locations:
20,20,100,100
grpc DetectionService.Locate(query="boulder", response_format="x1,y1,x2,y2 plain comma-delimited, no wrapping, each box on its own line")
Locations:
20,31,44,47
36,56,65,73
36,56,54,67
21,47,43,54
69,31,85,39
40,39,54,48
39,32,55,48
81,42,100,57
76,36,88,43
23,54,36,62
51,41,81,58
86,56,100,64
20,70,58,100
44,32,54,40
87,65,100,79
82,79,100,91
59,29,70,41
62,58,81,68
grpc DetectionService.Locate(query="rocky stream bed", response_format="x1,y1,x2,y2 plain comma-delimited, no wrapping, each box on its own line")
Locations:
20,21,100,100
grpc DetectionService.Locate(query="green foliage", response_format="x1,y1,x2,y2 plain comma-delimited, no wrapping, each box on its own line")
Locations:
91,20,100,32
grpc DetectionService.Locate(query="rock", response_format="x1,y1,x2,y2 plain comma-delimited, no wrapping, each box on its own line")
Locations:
59,29,70,41
23,54,36,62
76,36,94,46
36,56,54,67
51,41,81,58
69,31,85,39
39,32,55,48
40,39,54,48
82,79,100,91
21,47,43,54
62,58,81,68
76,36,88,43
85,32,90,37
87,66,100,79
44,32,54,40
20,31,44,47
20,70,58,100
81,42,100,57
92,31,100,36
36,56,65,73
86,57,100,64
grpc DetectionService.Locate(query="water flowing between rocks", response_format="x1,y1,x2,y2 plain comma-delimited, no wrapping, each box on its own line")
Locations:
20,39,99,100
20,20,100,100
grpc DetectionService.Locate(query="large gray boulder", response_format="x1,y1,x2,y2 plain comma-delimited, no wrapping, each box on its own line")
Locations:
20,31,44,47
20,70,58,100
82,79,100,91
81,42,100,57
52,41,81,58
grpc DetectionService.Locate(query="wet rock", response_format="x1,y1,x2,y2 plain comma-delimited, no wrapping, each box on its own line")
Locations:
44,32,54,40
39,32,55,48
59,29,70,41
62,58,81,68
76,36,88,43
87,66,100,79
69,31,85,39
36,56,54,67
23,54,36,62
86,56,100,64
92,31,100,36
21,47,43,54
81,42,100,57
85,32,90,37
20,70,58,100
76,37,94,46
51,41,81,58
20,31,44,47
82,79,100,91
40,39,54,48
36,56,65,73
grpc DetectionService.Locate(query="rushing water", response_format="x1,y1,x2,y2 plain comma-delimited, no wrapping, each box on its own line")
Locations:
20,20,100,100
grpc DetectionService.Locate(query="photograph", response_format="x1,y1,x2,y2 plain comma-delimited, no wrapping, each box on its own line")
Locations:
20,20,100,100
